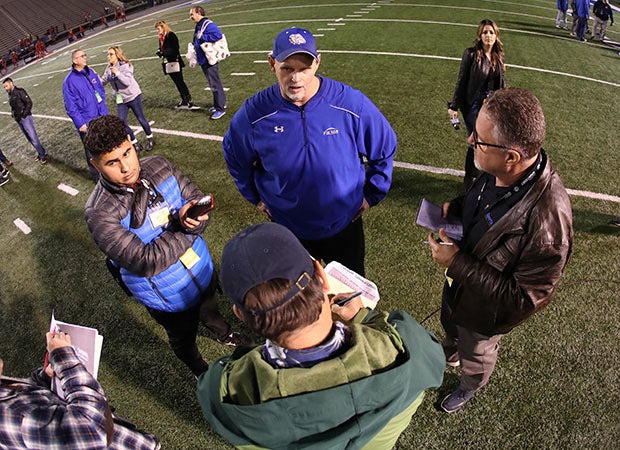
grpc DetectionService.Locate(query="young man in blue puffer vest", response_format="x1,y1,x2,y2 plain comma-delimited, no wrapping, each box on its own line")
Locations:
84,115,249,377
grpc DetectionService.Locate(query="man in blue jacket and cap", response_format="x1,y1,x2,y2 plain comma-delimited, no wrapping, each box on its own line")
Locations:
224,27,397,277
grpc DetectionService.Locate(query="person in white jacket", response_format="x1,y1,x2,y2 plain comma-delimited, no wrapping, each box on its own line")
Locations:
102,46,155,152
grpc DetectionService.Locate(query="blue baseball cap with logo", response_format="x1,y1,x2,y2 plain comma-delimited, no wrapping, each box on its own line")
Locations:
271,27,318,62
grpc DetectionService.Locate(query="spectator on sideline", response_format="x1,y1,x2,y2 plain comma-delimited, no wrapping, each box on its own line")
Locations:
575,0,591,41
224,27,397,276
3,77,48,165
84,115,250,377
592,0,614,40
198,222,445,450
189,6,227,119
0,331,160,449
10,50,19,68
556,0,569,29
428,87,573,413
62,48,108,180
448,19,506,190
155,21,199,110
102,46,155,152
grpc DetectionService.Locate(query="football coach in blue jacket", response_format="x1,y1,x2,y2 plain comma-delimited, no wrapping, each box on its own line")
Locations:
224,27,397,276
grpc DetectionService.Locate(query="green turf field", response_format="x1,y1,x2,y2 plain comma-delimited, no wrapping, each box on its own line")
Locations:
1,0,618,448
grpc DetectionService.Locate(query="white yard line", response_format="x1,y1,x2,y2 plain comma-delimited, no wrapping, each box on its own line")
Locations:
1,110,616,203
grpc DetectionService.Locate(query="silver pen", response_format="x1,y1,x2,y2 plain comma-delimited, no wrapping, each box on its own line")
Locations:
422,240,454,246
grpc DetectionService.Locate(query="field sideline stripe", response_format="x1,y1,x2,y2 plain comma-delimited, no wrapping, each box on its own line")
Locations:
7,111,620,203
393,162,620,203
1,111,616,203
0,103,620,203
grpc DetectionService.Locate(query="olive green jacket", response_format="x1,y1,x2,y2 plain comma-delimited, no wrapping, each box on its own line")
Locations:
197,310,445,449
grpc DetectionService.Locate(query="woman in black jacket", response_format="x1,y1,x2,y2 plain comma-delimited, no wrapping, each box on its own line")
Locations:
448,19,506,189
155,21,199,109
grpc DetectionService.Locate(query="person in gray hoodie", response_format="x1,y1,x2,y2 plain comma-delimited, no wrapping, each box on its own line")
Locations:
102,46,155,152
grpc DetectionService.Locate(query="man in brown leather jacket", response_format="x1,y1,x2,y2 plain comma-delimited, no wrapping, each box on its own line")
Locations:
428,87,573,413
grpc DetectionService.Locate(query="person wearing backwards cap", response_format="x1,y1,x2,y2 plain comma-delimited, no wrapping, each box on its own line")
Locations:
223,27,397,277
197,222,445,450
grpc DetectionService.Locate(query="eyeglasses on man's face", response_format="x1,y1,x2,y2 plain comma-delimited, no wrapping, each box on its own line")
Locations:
471,128,513,152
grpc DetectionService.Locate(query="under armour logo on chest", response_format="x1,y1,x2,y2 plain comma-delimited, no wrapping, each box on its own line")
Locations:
274,126,284,133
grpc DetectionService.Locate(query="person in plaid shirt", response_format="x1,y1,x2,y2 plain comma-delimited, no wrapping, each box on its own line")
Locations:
0,331,159,449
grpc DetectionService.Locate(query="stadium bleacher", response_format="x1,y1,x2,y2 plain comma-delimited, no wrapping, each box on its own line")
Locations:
0,0,132,63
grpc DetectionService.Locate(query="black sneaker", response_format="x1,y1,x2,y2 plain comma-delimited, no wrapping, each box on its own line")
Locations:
145,137,155,152
175,101,189,110
133,141,143,153
215,331,253,347
440,388,476,413
611,216,620,227
40,156,47,165
187,102,201,110
0,170,9,187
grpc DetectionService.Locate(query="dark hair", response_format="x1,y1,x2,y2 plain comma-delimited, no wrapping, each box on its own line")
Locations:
240,271,324,343
191,6,205,16
473,19,505,71
484,87,545,159
83,115,129,157
2,77,12,84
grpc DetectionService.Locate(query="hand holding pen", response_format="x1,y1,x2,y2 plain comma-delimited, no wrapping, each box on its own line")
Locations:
335,291,362,306
330,291,364,321
428,228,460,268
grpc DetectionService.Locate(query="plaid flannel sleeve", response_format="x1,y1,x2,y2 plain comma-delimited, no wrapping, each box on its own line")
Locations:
19,346,110,449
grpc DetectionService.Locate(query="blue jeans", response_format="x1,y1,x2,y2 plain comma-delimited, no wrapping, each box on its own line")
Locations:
462,100,483,137
117,94,152,140
200,62,226,111
19,115,47,159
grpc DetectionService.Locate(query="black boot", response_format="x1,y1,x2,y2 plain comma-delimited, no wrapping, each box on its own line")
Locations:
145,136,155,152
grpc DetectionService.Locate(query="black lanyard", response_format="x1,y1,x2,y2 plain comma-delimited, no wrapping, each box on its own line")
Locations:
463,152,545,250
